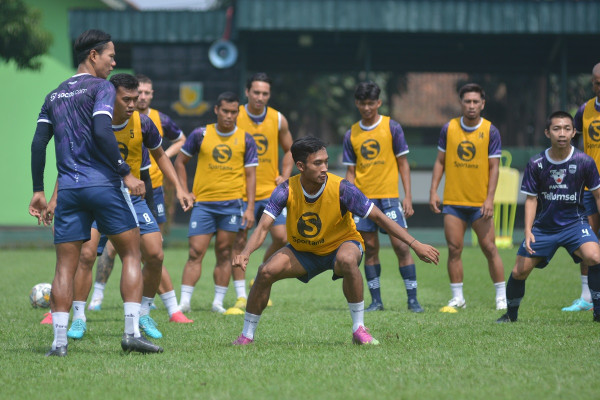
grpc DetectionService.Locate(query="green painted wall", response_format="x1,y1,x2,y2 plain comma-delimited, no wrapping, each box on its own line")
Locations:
0,0,131,225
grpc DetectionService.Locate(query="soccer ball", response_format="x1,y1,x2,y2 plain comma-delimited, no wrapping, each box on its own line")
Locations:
29,283,51,308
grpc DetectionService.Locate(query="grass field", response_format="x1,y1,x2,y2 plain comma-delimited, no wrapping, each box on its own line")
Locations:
2,245,598,400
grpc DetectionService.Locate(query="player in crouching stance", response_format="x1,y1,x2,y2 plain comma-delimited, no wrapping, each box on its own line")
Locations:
497,111,600,323
232,136,439,345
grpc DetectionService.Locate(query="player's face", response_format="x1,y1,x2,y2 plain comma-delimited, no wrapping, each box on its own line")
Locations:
215,100,239,132
92,42,116,80
592,73,600,98
355,99,382,122
137,82,154,112
245,81,271,113
460,91,485,121
113,87,139,122
298,149,329,185
545,117,575,148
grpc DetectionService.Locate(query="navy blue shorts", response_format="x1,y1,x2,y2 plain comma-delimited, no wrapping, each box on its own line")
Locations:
188,200,244,236
517,222,599,268
287,240,364,283
443,205,483,224
152,185,167,224
583,190,597,218
354,198,407,233
54,185,138,244
242,199,286,229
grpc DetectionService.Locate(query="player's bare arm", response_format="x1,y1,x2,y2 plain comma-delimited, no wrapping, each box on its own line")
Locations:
276,115,294,185
523,195,537,254
368,206,440,264
164,133,186,158
174,152,192,194
482,157,500,218
150,146,194,211
397,155,414,217
243,166,257,229
429,150,446,214
233,214,275,271
345,165,356,184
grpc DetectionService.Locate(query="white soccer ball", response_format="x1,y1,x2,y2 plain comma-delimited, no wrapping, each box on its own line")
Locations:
29,283,51,308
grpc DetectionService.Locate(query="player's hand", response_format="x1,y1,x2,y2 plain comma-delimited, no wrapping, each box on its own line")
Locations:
232,254,249,271
43,196,57,226
524,231,536,254
275,175,286,185
29,192,48,226
123,173,146,198
402,197,414,218
481,198,494,219
241,208,255,231
176,189,195,212
429,193,442,214
411,241,440,265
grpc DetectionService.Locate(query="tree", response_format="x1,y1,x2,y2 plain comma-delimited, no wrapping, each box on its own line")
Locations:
0,0,51,70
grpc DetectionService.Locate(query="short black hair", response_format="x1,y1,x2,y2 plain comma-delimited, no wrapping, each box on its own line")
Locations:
459,83,485,100
291,136,327,164
135,74,152,85
215,91,239,107
246,72,272,90
109,73,139,91
354,81,380,101
74,29,112,65
545,110,574,130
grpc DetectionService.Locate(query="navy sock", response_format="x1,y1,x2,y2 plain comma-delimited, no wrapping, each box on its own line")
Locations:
506,273,525,321
399,264,417,302
364,264,382,304
587,264,600,318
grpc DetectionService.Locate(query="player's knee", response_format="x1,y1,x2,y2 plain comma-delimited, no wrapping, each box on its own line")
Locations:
447,243,463,257
256,264,275,284
79,247,96,270
188,246,206,261
335,253,359,274
144,248,164,266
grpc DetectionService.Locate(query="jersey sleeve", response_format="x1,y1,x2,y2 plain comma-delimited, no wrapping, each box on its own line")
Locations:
520,157,541,196
437,123,449,152
264,181,289,219
584,154,600,191
140,146,151,170
181,127,205,157
339,179,374,218
158,111,184,141
244,132,259,167
92,80,116,118
140,114,163,150
342,129,356,165
37,99,52,124
390,119,409,157
488,124,502,158
574,103,586,133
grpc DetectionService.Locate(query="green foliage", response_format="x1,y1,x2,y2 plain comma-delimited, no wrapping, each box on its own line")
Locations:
2,247,598,399
0,0,52,70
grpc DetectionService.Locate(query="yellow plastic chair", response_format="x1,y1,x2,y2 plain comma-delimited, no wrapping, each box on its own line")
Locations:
472,150,520,248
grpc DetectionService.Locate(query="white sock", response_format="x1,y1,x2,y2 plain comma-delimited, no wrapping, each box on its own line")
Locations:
159,290,180,317
140,296,154,317
72,301,86,322
234,280,247,299
91,282,105,302
52,312,69,349
581,275,592,303
242,312,261,339
450,283,464,300
348,301,365,332
180,285,194,306
124,302,141,337
494,281,506,300
213,285,228,307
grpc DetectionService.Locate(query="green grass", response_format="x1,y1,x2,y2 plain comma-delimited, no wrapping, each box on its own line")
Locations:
1,246,598,399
